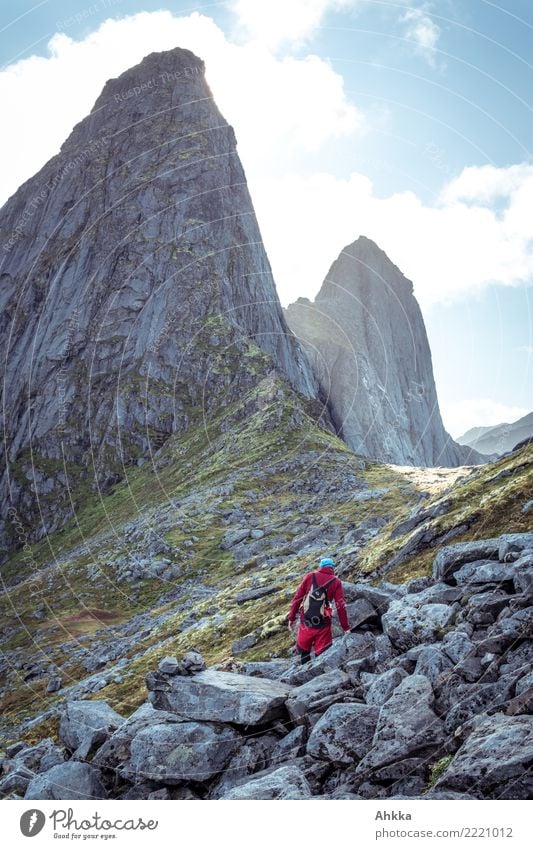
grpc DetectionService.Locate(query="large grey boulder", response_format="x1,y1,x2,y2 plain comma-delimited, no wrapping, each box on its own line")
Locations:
208,735,278,799
364,668,408,706
355,675,446,777
59,699,125,751
307,703,379,765
382,599,457,651
93,703,183,770
222,765,312,799
435,714,533,799
25,762,107,800
286,669,353,723
432,539,500,583
126,721,242,784
147,669,293,725
454,561,515,586
499,533,533,561
414,645,454,686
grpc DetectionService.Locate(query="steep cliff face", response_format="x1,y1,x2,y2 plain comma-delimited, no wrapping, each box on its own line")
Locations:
285,237,485,467
0,47,316,554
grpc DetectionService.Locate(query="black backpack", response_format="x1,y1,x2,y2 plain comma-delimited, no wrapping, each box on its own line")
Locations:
302,573,336,629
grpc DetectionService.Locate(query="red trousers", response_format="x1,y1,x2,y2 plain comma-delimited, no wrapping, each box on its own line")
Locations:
296,621,332,657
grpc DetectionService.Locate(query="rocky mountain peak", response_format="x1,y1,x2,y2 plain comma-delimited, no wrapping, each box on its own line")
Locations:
0,46,316,556
286,237,484,467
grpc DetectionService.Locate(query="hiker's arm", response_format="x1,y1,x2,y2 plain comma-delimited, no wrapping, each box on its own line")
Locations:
288,576,309,625
334,582,350,632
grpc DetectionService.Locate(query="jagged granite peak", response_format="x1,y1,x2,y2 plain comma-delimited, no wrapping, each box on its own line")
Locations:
0,47,317,554
285,237,485,467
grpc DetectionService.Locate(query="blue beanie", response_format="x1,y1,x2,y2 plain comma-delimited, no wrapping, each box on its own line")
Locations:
319,557,335,568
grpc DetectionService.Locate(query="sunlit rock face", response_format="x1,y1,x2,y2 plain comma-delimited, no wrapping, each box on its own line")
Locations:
285,236,485,467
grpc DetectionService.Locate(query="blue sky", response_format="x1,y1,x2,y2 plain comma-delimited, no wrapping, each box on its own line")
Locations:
1,0,532,437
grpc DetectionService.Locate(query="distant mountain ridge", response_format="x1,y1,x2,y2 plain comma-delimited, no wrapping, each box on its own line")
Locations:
457,411,533,457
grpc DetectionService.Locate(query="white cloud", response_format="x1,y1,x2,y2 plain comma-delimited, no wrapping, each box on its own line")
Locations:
251,163,533,309
229,0,354,49
401,6,440,66
442,398,529,439
0,10,361,208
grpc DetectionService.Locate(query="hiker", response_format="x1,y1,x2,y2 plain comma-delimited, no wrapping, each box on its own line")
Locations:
287,556,351,664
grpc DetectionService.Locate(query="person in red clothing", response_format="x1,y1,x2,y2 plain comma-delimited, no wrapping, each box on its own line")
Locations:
287,556,351,664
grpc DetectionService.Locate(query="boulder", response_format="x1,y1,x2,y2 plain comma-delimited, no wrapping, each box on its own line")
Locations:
408,582,464,606
442,630,475,665
341,583,392,614
382,599,457,652
414,645,454,686
434,713,533,799
93,703,183,769
208,734,278,798
364,668,407,706
220,528,251,549
454,561,515,586
355,675,446,777
221,765,312,799
234,584,280,604
239,660,291,680
147,669,293,725
126,721,242,784
444,682,514,735
307,703,379,765
59,700,125,751
271,726,307,764
499,533,533,562
286,668,353,723
432,539,500,583
25,762,107,800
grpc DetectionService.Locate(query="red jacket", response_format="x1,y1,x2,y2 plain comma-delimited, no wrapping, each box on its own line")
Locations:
288,566,350,631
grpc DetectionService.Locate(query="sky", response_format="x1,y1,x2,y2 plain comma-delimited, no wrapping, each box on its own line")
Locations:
0,0,532,437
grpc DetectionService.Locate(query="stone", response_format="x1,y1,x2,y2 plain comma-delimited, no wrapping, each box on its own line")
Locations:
432,539,500,583
25,762,108,800
343,598,379,629
221,528,251,549
342,583,393,613
125,721,242,784
434,713,533,799
414,646,454,686
208,735,278,799
442,630,475,665
382,599,457,652
240,660,291,680
271,726,307,764
516,671,533,696
286,669,353,723
158,656,180,674
307,703,379,765
444,683,513,735
454,561,515,586
221,765,312,799
499,533,533,562
93,703,182,770
355,675,445,777
46,676,62,693
364,668,408,706
147,669,293,725
59,700,125,751
234,584,280,604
